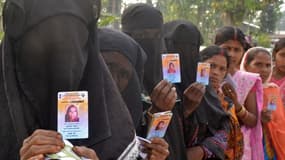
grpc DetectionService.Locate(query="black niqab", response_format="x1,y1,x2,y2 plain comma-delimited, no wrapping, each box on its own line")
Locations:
1,0,135,159
122,3,164,94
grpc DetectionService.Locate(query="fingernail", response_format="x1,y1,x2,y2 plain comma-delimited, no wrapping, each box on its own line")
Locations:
57,146,62,150
73,146,78,151
57,133,62,139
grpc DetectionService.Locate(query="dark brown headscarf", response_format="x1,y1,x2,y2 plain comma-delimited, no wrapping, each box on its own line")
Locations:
121,3,164,94
99,28,146,128
1,0,136,159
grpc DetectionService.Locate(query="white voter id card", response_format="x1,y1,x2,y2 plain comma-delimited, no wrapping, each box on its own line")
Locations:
58,91,88,139
196,62,210,85
161,53,181,83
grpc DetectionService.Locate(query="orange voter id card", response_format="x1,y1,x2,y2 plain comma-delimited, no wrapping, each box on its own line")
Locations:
58,91,88,139
161,53,181,83
196,62,210,85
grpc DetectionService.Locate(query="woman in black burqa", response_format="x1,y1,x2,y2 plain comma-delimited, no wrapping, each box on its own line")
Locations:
163,20,230,160
121,3,163,95
0,0,137,159
121,5,188,160
99,28,172,160
163,20,203,96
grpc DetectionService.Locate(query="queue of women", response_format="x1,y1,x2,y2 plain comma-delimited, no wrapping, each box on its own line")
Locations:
0,0,285,160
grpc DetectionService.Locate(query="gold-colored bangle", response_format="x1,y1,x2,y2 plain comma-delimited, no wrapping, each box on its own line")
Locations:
235,105,243,113
236,105,246,116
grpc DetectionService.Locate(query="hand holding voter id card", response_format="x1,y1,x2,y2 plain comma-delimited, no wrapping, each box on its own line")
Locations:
46,140,82,160
161,53,181,83
196,62,210,85
58,91,88,140
146,111,173,140
137,136,151,159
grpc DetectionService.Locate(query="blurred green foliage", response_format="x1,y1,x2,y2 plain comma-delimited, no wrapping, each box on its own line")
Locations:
256,33,272,48
0,0,283,46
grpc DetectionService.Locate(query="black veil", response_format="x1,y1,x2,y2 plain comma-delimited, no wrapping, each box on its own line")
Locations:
163,20,229,159
122,3,164,94
1,0,136,159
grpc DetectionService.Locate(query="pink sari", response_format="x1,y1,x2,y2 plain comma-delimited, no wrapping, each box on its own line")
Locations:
232,70,264,160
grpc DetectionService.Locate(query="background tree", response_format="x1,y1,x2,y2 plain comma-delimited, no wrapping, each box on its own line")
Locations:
260,3,282,34
156,0,283,45
0,0,283,46
146,0,153,5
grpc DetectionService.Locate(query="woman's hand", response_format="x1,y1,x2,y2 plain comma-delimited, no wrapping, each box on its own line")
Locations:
142,138,169,160
150,80,177,112
73,146,99,160
183,82,206,117
20,129,65,160
222,83,246,112
186,146,204,160
261,108,272,123
222,83,238,104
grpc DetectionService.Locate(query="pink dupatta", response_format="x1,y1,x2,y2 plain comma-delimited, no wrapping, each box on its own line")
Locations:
232,70,264,160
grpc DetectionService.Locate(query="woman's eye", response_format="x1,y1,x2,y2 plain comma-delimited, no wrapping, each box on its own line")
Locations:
254,63,262,67
210,63,216,69
220,67,227,72
234,48,241,52
279,52,285,57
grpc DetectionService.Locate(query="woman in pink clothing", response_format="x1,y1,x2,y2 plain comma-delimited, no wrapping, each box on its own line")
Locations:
271,38,285,106
215,26,264,160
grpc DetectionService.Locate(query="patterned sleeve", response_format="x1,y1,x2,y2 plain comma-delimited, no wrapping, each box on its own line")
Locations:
200,130,228,159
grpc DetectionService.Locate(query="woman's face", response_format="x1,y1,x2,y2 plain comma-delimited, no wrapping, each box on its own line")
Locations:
157,121,165,130
102,52,132,92
68,107,78,121
201,68,206,77
245,52,271,83
169,63,175,69
219,40,244,68
204,55,228,90
275,47,285,73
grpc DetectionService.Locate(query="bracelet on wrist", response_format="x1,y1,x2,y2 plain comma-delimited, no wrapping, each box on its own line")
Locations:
236,105,246,116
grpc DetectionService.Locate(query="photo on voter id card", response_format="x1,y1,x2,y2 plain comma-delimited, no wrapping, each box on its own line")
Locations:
267,94,277,111
161,53,181,83
196,62,210,85
58,91,88,139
